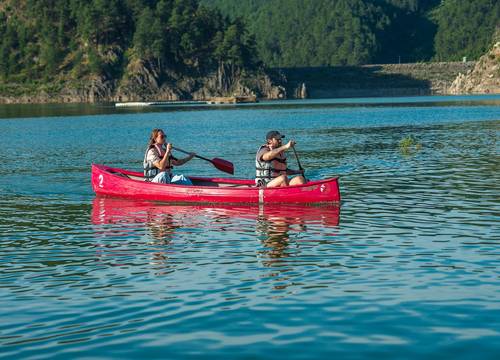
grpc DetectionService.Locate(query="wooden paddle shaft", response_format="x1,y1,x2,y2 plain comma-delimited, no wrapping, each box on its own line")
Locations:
172,146,234,174
172,146,210,162
292,146,304,171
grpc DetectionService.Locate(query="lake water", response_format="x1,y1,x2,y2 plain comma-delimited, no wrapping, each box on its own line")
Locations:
0,95,499,359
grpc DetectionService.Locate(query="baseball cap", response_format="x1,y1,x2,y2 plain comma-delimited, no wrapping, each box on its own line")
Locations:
266,130,285,140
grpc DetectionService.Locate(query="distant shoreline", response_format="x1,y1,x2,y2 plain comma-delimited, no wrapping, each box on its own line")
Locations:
280,61,477,99
0,61,478,105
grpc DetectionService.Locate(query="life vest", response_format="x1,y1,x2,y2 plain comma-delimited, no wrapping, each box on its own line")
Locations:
255,144,287,184
143,144,174,181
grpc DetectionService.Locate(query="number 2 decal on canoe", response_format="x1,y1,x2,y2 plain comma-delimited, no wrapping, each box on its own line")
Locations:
98,174,104,188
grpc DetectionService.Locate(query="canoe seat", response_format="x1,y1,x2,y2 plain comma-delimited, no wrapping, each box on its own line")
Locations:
109,170,131,179
191,179,251,188
216,183,252,188
129,175,145,181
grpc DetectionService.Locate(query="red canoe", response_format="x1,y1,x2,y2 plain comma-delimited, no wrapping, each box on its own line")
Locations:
91,164,341,204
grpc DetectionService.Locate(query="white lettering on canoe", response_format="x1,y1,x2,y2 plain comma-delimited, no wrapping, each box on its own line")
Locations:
98,174,104,188
259,188,264,204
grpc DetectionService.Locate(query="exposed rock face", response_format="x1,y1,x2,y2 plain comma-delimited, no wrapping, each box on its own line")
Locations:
449,42,500,94
0,61,286,104
294,82,307,99
62,78,117,103
190,64,286,100
6,56,495,104
114,60,182,102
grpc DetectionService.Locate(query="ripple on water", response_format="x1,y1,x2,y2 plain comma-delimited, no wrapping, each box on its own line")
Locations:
0,105,499,358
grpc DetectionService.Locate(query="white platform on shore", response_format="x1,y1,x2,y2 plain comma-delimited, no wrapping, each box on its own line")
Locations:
115,101,207,107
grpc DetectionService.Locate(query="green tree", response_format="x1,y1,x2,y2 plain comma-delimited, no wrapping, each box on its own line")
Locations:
78,0,131,47
0,0,267,85
0,12,9,80
433,0,500,61
214,18,258,69
133,7,165,68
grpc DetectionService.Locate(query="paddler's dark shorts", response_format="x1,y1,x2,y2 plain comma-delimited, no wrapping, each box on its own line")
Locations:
255,179,271,188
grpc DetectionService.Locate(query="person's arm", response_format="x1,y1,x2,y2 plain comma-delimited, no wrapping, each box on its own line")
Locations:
261,140,296,161
153,143,173,170
286,168,304,175
172,152,195,166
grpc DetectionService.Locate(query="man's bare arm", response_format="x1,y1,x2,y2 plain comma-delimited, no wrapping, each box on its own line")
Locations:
261,140,296,161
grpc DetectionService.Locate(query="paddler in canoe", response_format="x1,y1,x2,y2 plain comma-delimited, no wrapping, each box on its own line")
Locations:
255,130,306,187
143,128,195,185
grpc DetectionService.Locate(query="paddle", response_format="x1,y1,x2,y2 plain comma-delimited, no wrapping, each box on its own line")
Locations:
173,146,234,175
291,145,307,181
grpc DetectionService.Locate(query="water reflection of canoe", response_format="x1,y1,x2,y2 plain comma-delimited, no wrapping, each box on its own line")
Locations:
91,198,340,271
91,164,340,204
91,197,340,228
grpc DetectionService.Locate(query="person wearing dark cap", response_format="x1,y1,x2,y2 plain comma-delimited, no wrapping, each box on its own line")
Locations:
255,130,306,187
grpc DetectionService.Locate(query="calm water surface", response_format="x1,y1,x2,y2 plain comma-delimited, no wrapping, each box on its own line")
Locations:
0,96,499,359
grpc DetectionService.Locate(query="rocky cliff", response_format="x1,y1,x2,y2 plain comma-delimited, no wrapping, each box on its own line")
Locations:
449,42,500,94
2,59,491,104
0,62,286,104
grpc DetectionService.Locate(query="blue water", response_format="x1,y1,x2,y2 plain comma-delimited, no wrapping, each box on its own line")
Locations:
0,95,499,359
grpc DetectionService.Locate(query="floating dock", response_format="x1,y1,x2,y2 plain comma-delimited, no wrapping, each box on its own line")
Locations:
207,95,257,104
115,96,257,107
115,100,207,107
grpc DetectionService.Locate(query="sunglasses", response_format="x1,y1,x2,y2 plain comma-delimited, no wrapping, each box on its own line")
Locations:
159,134,166,139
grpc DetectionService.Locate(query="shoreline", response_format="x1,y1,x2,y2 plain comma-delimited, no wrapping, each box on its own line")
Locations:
280,61,478,99
1,94,499,120
1,93,499,107
0,61,481,105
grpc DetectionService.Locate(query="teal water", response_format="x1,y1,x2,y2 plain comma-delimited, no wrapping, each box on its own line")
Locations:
0,95,499,359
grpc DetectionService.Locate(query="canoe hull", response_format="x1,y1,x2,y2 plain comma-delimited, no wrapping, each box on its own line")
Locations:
91,164,340,204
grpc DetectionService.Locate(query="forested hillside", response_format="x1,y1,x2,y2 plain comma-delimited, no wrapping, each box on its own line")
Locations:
1,0,498,102
0,0,259,83
2,0,498,82
433,0,500,61
205,0,500,67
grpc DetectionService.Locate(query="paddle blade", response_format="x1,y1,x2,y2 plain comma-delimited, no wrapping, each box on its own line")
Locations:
212,158,234,175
